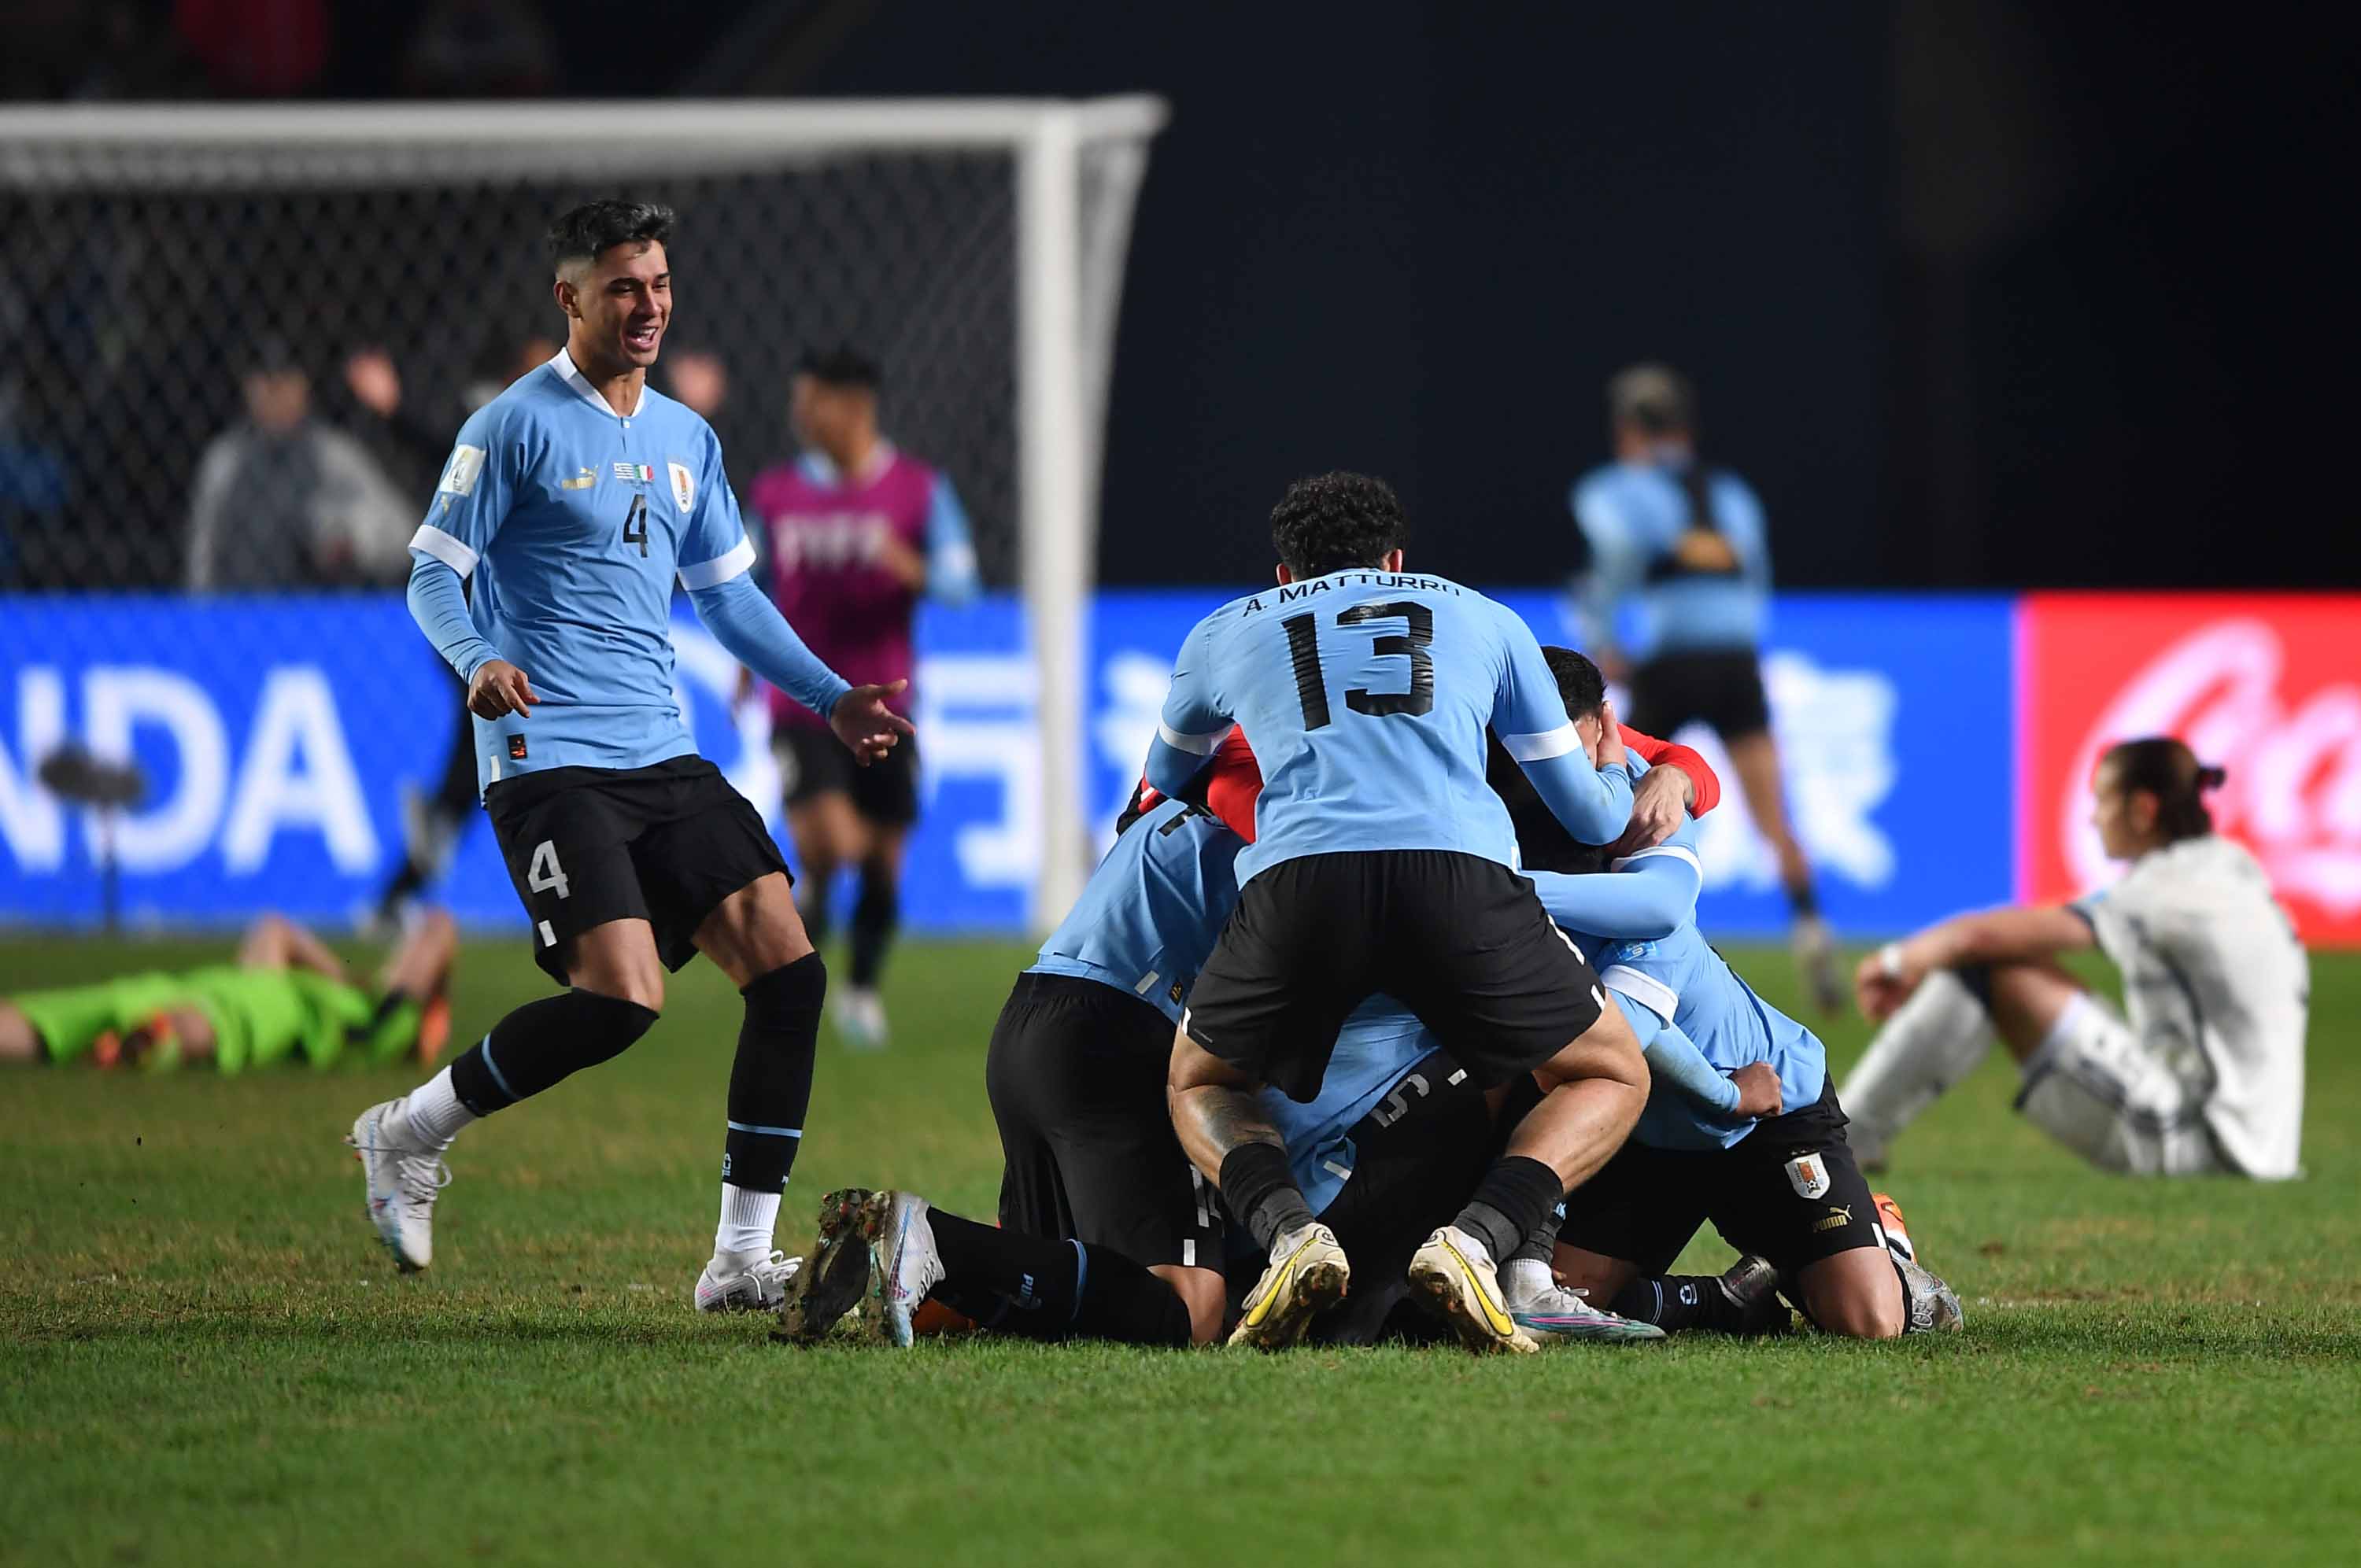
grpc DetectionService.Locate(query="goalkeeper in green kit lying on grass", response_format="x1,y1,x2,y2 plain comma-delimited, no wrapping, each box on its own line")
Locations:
0,909,456,1073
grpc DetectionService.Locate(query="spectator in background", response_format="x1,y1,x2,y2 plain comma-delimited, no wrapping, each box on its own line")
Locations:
742,345,979,1050
663,347,730,421
1571,363,1841,1012
187,339,412,590
398,0,556,98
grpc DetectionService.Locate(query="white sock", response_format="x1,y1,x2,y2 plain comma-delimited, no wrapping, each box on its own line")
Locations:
714,1182,781,1268
402,1066,476,1149
1839,969,1994,1156
1501,1256,1557,1308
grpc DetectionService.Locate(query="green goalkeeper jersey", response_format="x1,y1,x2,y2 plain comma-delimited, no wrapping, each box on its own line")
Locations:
13,969,418,1072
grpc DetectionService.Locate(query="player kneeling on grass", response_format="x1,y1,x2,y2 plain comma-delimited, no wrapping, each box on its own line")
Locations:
1842,738,2307,1180
778,788,1242,1348
1513,651,1961,1337
1,910,455,1073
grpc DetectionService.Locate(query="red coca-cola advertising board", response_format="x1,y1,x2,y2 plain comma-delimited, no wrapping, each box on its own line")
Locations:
2019,594,2361,943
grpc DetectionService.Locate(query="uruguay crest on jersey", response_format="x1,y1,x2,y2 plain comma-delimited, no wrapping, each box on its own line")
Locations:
668,460,695,514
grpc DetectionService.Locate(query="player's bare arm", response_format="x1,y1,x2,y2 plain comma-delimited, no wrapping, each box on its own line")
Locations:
1855,905,2094,1021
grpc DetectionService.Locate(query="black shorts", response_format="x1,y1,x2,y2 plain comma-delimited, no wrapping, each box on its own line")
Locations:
1630,647,1772,741
1184,850,1605,1102
484,754,789,984
1557,1074,1882,1279
985,972,1222,1271
775,725,920,827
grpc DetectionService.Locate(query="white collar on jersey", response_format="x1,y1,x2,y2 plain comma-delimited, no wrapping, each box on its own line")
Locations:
549,346,647,419
797,441,897,488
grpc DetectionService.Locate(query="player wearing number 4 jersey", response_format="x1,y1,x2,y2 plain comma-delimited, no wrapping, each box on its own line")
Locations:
347,201,910,1313
1151,471,1658,1354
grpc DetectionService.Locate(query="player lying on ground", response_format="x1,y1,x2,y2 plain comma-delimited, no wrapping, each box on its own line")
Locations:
1148,472,1687,1354
1517,651,1961,1336
2,910,455,1072
347,199,910,1310
1842,738,2306,1179
778,790,1243,1348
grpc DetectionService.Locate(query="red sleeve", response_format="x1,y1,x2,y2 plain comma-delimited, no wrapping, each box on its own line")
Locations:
1621,725,1721,817
1130,727,1264,842
1203,729,1264,843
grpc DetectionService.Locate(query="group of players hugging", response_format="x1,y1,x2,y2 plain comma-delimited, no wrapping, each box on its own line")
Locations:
164,195,2285,1356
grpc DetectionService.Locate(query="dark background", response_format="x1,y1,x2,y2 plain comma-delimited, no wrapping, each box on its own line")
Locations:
9,0,2351,591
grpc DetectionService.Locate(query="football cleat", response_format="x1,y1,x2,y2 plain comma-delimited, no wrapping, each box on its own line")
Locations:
1407,1226,1539,1355
1718,1254,1795,1336
348,1097,449,1273
1227,1222,1350,1351
695,1250,802,1314
776,1187,876,1343
832,987,889,1053
1897,1253,1966,1334
1792,913,1845,1016
862,1190,947,1348
1508,1283,1666,1345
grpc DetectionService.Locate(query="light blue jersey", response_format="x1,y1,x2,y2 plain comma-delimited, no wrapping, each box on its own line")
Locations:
1260,998,1439,1215
1147,569,1632,885
1531,811,1827,1152
1027,799,1243,1025
1572,459,1770,661
408,349,846,792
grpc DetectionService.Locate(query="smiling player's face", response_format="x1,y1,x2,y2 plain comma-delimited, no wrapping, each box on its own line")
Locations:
560,239,671,376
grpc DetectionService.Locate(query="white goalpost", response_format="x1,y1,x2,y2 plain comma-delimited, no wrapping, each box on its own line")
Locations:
0,96,1169,932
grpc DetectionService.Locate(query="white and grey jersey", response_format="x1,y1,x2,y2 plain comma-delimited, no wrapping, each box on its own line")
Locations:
2072,836,2309,1179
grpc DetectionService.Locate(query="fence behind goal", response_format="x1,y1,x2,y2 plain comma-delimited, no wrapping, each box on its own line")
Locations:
0,98,1166,928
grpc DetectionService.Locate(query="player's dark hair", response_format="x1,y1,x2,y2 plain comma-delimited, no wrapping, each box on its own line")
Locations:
796,344,882,390
2102,736,2226,843
1269,471,1409,579
545,199,674,272
1485,646,1616,876
1609,363,1721,542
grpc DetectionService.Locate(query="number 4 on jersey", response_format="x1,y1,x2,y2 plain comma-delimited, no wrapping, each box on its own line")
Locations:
1281,600,1436,730
622,493,648,556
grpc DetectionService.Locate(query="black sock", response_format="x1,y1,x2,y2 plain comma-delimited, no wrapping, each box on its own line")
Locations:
1787,879,1821,920
799,880,833,951
848,865,899,989
1509,1205,1564,1267
1953,961,1997,1017
1454,1155,1563,1264
928,1210,1190,1347
1220,1142,1314,1253
722,954,826,1192
1609,1275,1757,1334
447,988,658,1116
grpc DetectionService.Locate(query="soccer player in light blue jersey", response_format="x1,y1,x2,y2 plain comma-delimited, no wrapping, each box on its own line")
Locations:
784,790,1243,1349
347,201,912,1315
1572,363,1840,1011
1151,471,1658,1353
1517,650,1963,1337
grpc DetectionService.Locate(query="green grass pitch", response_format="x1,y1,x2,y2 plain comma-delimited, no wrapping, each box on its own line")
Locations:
4,934,2358,1565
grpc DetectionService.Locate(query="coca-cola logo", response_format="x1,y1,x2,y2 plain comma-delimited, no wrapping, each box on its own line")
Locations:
2062,618,2361,910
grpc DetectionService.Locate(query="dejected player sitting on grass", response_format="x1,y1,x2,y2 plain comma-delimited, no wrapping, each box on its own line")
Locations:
2,910,455,1073
1842,738,2307,1179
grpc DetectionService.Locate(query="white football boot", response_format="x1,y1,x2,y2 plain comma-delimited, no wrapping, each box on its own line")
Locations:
694,1251,802,1314
1227,1222,1350,1350
347,1097,449,1273
863,1190,947,1348
1407,1225,1539,1354
832,987,889,1052
1501,1258,1665,1345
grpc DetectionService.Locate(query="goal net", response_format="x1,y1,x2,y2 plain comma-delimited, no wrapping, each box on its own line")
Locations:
0,98,1166,930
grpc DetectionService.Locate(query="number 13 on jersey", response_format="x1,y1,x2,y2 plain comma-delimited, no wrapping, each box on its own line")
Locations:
1280,600,1435,729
